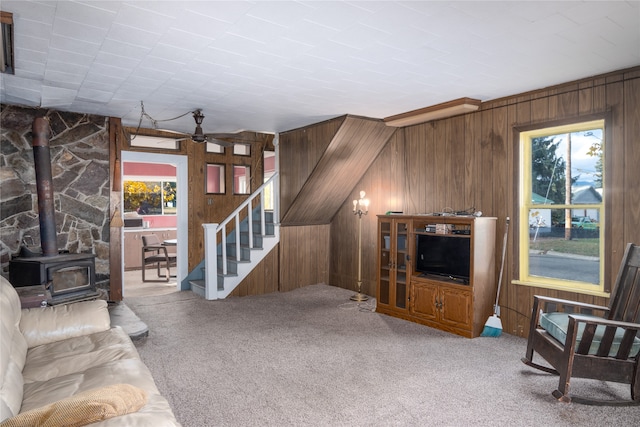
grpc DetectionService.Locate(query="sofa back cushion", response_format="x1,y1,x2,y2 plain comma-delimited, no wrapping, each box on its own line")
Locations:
0,276,28,422
19,300,110,349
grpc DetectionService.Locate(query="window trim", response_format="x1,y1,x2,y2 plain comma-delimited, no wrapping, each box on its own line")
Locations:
515,116,610,297
232,165,251,195
205,163,226,194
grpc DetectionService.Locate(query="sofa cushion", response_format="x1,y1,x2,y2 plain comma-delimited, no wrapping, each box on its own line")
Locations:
19,300,111,349
20,359,160,414
540,312,640,357
0,277,27,421
22,326,140,384
1,383,147,427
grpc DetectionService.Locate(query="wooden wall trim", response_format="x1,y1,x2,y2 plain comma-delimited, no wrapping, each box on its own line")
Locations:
109,117,123,301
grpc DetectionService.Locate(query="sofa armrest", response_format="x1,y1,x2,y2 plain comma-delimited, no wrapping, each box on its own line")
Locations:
19,300,111,348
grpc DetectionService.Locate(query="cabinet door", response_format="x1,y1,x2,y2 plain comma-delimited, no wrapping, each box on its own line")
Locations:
392,220,409,311
410,282,438,321
377,219,392,307
124,232,143,270
440,287,472,329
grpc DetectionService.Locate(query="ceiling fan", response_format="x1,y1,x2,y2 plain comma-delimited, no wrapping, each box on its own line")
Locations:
184,109,266,147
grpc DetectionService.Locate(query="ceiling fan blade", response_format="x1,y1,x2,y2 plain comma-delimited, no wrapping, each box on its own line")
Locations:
155,128,188,137
205,131,265,144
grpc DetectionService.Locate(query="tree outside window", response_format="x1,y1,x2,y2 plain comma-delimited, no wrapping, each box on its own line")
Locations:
124,180,177,215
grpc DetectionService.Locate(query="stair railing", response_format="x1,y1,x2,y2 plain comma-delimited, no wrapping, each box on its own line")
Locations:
202,173,279,299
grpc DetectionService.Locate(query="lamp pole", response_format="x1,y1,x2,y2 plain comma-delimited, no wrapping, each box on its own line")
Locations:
351,191,369,302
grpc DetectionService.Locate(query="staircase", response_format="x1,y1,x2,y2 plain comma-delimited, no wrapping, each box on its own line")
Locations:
188,174,279,300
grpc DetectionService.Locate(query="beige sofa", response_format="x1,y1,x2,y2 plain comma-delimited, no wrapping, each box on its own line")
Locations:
0,275,181,426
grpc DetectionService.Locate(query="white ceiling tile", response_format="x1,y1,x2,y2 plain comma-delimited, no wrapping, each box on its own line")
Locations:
44,58,90,76
99,39,150,60
55,0,117,29
87,61,134,82
77,87,113,103
79,78,120,94
302,1,374,32
13,34,50,53
245,1,315,27
113,2,176,32
148,43,198,63
2,1,56,24
51,17,109,44
10,14,53,40
14,48,47,66
1,1,638,134
40,85,78,106
43,70,83,89
47,48,94,67
158,28,216,51
106,22,163,48
50,34,100,57
183,1,254,25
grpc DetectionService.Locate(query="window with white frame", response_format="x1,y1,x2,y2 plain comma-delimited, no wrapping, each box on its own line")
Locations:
517,119,606,295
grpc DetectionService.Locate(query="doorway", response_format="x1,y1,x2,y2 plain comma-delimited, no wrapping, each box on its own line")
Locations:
120,151,188,297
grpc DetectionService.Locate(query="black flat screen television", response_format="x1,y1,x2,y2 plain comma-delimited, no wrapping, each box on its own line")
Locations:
415,234,470,284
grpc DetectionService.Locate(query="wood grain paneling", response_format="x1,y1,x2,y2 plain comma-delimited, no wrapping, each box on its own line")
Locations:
281,115,396,225
229,246,279,297
109,117,123,301
279,225,330,292
279,117,344,216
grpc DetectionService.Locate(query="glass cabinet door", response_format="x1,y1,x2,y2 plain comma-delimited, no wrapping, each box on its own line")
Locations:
393,220,408,310
377,217,410,313
378,219,391,306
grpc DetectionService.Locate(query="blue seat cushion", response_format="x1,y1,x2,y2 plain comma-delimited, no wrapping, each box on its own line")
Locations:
540,312,640,358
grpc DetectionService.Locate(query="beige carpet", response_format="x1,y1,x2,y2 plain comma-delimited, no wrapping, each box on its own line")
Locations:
125,284,640,427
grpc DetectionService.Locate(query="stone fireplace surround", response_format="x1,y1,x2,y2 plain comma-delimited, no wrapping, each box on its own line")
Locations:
0,105,111,291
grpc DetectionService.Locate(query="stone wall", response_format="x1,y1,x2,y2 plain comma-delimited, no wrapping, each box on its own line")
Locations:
0,105,111,284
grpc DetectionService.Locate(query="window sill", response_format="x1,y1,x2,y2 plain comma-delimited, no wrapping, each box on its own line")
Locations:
512,279,610,298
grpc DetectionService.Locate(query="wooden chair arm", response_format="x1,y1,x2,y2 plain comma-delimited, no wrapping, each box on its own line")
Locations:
565,313,640,359
143,245,168,252
568,314,640,331
142,246,169,258
533,295,609,314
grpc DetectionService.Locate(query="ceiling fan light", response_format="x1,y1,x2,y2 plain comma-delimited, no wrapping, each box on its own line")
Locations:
193,109,204,125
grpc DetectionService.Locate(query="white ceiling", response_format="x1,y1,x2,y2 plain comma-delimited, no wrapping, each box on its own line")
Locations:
1,1,639,135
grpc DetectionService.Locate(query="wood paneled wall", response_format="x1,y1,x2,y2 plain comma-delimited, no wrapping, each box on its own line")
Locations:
326,66,640,337
229,247,279,297
281,115,396,225
279,116,345,216
279,225,330,292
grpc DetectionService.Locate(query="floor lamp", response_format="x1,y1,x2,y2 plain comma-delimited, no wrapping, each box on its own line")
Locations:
351,191,369,302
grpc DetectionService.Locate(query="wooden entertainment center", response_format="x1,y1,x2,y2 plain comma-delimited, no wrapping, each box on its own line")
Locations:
376,214,497,338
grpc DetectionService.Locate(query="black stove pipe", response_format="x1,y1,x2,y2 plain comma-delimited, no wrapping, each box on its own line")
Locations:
32,117,58,257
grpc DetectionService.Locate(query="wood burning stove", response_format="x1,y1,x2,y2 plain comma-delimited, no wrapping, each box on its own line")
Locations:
9,252,97,302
